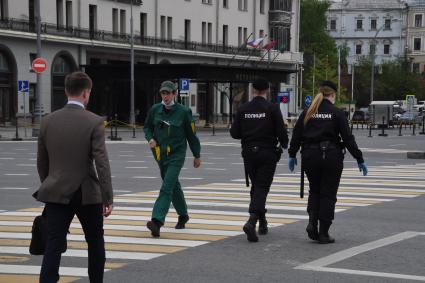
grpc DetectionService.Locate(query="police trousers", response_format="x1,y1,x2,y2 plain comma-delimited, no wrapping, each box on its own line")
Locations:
243,147,280,216
152,160,188,224
302,147,344,223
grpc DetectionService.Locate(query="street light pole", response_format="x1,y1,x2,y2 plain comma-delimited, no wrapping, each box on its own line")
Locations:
130,0,136,137
32,0,43,137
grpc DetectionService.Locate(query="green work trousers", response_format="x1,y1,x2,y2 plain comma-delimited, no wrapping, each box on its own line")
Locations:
152,161,188,224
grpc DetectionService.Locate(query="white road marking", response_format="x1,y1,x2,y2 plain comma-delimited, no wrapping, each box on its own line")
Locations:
16,164,36,167
204,168,226,171
132,176,158,179
0,187,29,190
125,167,148,169
4,174,30,176
0,264,106,276
119,155,135,157
0,157,14,160
113,190,132,193
179,177,204,180
0,232,207,247
0,246,164,261
296,231,425,281
127,161,146,163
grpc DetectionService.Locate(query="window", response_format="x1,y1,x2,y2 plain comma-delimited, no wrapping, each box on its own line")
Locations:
243,28,248,44
415,14,423,27
259,29,264,39
202,0,212,4
223,24,228,47
270,0,291,11
356,44,362,55
369,44,376,55
413,63,420,73
202,22,207,44
238,27,242,46
140,13,147,38
112,8,118,34
0,0,8,20
384,19,391,30
167,17,172,40
238,0,248,11
260,0,265,14
384,44,390,55
223,0,228,8
29,0,35,31
207,22,212,44
184,19,191,42
371,19,377,30
160,16,166,39
89,4,97,37
414,38,421,51
330,19,336,31
56,0,63,27
65,1,72,29
120,9,126,34
356,19,363,30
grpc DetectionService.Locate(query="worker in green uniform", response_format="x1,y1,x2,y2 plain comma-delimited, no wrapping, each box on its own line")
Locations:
144,80,201,237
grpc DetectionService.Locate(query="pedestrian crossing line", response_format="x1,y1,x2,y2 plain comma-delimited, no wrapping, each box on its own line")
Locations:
0,239,185,254
120,193,373,207
278,173,425,179
0,274,80,283
267,178,425,188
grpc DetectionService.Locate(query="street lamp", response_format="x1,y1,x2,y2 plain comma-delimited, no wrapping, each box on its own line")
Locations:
370,18,400,104
130,0,136,138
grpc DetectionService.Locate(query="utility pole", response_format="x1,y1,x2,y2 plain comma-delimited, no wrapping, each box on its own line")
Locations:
338,47,341,102
130,0,136,137
32,0,43,137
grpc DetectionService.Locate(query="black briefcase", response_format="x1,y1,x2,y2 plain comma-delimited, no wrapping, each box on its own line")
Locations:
29,208,67,255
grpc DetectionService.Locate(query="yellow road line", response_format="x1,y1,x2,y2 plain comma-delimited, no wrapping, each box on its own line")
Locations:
0,275,79,283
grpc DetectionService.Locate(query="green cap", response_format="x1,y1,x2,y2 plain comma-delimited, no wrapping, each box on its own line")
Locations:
159,80,177,92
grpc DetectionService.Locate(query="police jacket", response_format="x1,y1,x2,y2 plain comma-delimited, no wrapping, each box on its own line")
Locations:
144,103,201,165
230,96,288,149
288,99,364,163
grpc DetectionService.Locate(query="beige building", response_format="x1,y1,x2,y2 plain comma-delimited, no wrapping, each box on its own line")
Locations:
406,0,425,74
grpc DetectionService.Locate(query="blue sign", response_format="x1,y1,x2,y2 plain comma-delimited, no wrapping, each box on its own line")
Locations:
277,91,290,104
179,79,190,92
18,80,29,92
305,95,312,107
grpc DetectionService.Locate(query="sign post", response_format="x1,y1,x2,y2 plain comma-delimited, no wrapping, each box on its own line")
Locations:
31,58,47,137
18,80,29,137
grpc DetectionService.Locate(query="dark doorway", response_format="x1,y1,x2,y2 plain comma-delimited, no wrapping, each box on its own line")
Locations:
0,49,15,124
51,54,76,111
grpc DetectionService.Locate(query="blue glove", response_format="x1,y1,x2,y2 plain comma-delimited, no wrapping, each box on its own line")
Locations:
288,157,297,172
358,162,368,176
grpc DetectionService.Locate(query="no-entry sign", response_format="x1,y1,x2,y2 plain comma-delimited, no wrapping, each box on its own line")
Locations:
32,58,48,74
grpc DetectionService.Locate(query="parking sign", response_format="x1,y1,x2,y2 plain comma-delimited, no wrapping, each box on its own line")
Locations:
179,79,190,92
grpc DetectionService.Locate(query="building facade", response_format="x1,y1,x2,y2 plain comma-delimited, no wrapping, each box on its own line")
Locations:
327,0,406,70
406,0,425,74
0,0,302,125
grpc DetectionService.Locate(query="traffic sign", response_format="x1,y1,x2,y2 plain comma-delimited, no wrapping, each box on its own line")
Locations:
305,95,312,107
406,94,415,111
18,80,29,92
179,79,190,92
277,91,290,104
32,58,48,74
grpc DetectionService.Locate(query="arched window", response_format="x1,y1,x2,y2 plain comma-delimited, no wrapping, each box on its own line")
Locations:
51,54,76,111
0,49,14,123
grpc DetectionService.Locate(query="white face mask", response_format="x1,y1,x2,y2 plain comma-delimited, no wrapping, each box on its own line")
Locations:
161,99,175,107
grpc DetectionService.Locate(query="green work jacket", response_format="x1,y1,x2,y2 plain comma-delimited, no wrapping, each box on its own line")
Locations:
144,103,201,166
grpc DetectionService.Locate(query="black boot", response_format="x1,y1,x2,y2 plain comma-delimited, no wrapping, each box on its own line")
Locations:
258,214,268,235
147,219,162,238
306,212,319,241
243,214,259,242
175,214,189,229
318,221,335,244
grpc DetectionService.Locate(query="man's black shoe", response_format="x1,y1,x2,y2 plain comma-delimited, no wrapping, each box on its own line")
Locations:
318,221,335,244
318,234,335,244
243,214,259,242
258,217,268,235
147,220,161,238
175,214,189,229
306,223,319,241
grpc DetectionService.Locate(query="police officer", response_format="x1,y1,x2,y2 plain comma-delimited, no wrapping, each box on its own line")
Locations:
143,80,201,237
230,78,288,242
288,80,368,244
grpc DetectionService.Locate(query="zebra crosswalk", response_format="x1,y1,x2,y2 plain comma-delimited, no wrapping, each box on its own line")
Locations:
0,164,424,282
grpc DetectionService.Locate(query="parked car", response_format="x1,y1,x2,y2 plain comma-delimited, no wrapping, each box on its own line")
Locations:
352,110,368,122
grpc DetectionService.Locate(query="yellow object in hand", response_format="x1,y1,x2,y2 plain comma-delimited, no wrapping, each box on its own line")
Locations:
155,146,161,161
166,146,171,156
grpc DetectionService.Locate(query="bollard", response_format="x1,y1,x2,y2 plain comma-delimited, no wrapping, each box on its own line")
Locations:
111,114,122,141
12,115,22,141
378,116,388,137
356,122,359,130
412,123,416,136
420,116,425,135
109,119,113,140
132,125,136,139
212,124,215,136
368,123,373,138
398,122,403,136
350,121,354,134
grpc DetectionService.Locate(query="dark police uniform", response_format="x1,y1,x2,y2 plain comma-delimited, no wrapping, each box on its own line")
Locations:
288,99,364,242
231,93,288,241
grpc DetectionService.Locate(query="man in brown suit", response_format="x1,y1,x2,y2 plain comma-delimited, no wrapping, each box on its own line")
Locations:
34,71,113,283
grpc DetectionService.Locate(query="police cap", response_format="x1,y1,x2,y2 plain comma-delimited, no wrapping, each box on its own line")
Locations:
320,80,337,92
252,78,269,92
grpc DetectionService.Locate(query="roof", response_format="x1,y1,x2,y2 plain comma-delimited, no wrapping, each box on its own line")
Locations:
370,101,397,105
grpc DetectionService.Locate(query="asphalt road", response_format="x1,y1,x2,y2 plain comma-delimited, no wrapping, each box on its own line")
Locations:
0,128,424,283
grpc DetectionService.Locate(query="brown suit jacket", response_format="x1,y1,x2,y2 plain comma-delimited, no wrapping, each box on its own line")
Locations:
34,104,113,205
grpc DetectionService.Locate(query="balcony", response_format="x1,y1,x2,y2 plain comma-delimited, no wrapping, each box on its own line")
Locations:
0,18,259,57
269,10,292,26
